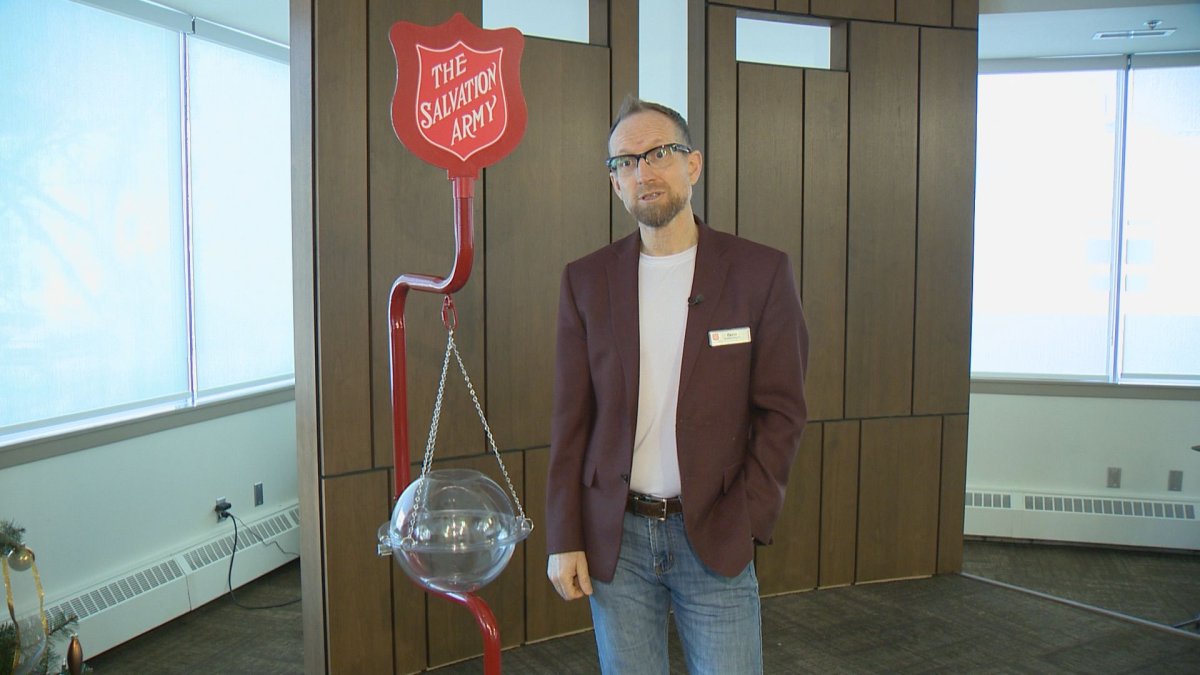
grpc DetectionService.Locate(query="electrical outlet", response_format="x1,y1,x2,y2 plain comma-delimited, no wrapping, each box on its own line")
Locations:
254,482,264,506
1107,467,1121,489
214,497,232,522
1168,470,1183,492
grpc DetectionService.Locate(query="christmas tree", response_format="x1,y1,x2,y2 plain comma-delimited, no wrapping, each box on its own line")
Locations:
1,520,85,675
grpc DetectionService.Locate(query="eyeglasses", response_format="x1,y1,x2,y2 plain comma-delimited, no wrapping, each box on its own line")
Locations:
605,143,692,177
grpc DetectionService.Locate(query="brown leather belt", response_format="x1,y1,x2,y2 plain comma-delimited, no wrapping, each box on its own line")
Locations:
626,492,683,520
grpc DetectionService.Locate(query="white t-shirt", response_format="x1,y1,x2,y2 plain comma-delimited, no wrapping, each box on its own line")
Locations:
630,245,697,498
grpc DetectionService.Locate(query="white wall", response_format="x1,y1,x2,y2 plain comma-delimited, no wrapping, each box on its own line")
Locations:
966,392,1200,548
0,402,297,609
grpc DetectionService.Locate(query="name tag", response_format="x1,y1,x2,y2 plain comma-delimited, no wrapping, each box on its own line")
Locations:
708,327,751,347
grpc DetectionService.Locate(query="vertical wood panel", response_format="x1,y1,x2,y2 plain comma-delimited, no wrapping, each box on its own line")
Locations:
589,0,608,45
424,453,527,667
845,21,919,419
687,0,707,220
314,0,372,476
819,420,859,588
524,447,592,640
938,414,968,574
390,461,427,673
802,70,848,422
914,27,976,416
737,63,803,287
486,38,610,451
289,0,324,668
325,471,394,673
829,22,848,71
757,424,822,595
897,0,952,27
391,481,428,673
857,417,941,582
610,0,639,242
369,0,486,471
706,4,737,233
953,0,978,29
811,0,894,22
610,0,638,119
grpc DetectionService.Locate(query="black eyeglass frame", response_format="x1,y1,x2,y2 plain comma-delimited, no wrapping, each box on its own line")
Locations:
604,143,693,174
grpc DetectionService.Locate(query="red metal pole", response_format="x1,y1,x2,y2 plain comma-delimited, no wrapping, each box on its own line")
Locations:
387,174,502,674
444,591,502,675
389,175,475,495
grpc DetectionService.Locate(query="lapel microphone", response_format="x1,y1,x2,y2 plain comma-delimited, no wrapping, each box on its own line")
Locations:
688,293,704,306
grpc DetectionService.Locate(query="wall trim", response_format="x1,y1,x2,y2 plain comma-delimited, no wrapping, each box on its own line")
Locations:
971,380,1200,401
0,387,296,470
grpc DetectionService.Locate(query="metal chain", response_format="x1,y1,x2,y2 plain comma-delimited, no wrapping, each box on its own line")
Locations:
413,324,527,522
447,330,528,520
411,328,456,523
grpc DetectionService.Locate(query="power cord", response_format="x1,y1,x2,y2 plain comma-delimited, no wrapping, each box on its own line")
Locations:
223,510,301,610
229,513,299,558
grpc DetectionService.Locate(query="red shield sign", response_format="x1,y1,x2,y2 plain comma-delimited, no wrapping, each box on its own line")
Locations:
390,13,526,178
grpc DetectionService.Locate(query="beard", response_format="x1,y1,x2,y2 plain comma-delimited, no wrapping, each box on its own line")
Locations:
630,185,689,229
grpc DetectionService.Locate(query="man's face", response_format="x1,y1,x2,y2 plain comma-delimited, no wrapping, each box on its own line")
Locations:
607,111,702,229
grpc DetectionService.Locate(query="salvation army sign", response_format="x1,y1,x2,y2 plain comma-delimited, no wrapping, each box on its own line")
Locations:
390,13,526,178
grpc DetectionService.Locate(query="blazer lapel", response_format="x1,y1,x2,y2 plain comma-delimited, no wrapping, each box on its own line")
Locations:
679,220,729,397
607,232,642,432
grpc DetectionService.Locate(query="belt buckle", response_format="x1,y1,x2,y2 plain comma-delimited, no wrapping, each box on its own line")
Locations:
635,494,669,521
649,498,668,520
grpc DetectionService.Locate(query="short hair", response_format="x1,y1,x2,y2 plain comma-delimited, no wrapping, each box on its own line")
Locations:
608,95,693,148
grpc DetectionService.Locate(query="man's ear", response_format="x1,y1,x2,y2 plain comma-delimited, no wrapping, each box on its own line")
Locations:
609,171,621,195
688,150,703,186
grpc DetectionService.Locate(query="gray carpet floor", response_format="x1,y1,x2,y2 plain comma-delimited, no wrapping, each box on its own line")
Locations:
85,541,1200,673
963,538,1200,627
432,573,1200,675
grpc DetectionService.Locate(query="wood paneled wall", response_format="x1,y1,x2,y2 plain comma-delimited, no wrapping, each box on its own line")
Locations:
295,0,621,670
295,0,976,671
705,2,977,590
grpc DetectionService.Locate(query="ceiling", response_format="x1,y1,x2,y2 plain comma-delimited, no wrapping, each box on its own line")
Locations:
142,1,1200,60
980,0,1200,59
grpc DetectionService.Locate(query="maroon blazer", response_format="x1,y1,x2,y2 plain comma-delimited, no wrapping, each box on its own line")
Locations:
546,218,809,581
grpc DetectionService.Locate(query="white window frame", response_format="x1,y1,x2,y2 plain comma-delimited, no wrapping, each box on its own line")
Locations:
971,53,1200,393
0,0,294,467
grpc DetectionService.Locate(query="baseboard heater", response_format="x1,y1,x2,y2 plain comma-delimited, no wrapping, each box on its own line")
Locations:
964,489,1199,551
42,502,300,657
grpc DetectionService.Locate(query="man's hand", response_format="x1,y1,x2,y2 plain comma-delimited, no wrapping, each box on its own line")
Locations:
547,551,593,601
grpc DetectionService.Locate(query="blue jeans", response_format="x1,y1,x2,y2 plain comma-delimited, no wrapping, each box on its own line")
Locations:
589,511,763,675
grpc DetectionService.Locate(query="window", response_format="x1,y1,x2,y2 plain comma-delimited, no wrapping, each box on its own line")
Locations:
736,15,834,70
0,0,293,445
971,57,1200,385
1120,59,1200,381
639,0,688,119
188,38,294,393
483,0,589,44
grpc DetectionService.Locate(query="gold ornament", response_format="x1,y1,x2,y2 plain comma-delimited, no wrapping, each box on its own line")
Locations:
67,633,84,675
8,546,34,572
3,546,48,673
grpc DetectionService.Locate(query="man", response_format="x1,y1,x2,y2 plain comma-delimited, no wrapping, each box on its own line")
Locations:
545,97,808,674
